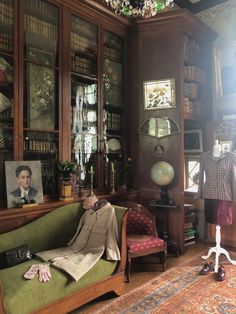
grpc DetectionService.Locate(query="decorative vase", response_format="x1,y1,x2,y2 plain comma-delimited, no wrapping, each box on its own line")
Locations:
60,174,73,201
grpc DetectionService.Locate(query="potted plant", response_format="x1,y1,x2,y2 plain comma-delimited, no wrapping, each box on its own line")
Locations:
57,161,76,201
57,160,76,180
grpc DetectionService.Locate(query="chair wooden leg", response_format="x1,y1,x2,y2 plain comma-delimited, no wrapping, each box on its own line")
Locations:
160,246,167,271
125,257,131,283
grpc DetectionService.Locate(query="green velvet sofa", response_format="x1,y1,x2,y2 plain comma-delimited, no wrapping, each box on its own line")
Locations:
0,202,128,314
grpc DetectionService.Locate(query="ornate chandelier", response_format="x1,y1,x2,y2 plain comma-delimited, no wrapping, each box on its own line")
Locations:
104,0,175,18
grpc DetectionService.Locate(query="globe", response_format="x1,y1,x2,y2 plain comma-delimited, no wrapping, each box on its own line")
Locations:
150,161,175,186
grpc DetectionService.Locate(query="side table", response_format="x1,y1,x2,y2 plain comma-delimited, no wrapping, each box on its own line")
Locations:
150,200,180,257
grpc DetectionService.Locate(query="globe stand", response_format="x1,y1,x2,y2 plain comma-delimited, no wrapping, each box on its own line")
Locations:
160,186,170,204
158,186,175,205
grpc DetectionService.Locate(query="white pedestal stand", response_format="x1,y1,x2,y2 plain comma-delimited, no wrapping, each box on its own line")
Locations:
201,225,236,272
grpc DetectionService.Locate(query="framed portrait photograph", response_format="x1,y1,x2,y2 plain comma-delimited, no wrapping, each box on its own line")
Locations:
143,78,176,110
5,160,44,208
220,140,233,153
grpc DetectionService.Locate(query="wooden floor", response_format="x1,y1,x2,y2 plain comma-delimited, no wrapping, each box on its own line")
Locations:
71,241,217,314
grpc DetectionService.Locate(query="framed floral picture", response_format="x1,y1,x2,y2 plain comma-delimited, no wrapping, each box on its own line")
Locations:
28,63,55,130
143,78,176,110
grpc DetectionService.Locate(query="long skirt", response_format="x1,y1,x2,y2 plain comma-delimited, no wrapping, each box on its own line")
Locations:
205,199,233,225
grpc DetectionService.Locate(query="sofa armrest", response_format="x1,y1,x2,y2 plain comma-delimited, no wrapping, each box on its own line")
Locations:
117,211,128,273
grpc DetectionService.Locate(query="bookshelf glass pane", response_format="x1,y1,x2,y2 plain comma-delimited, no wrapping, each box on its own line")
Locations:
23,0,59,130
0,0,14,54
103,30,124,191
70,15,98,191
0,0,14,207
23,0,59,199
23,131,58,196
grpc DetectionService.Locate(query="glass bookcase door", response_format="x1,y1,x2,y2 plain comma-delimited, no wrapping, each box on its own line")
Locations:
0,0,14,205
70,15,98,191
23,0,59,197
103,30,124,191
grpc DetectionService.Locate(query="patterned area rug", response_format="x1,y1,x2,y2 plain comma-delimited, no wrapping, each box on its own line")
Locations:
95,252,236,314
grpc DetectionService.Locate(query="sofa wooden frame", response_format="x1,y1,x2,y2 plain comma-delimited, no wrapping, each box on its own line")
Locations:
0,213,128,314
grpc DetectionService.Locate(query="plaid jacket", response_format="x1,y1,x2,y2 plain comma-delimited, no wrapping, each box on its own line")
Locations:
196,151,236,201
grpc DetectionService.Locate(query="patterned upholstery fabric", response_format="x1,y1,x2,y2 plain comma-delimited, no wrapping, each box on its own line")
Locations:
127,235,164,253
127,211,155,235
127,211,164,253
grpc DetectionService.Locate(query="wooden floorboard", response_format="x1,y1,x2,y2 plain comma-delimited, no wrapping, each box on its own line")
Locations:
70,241,234,314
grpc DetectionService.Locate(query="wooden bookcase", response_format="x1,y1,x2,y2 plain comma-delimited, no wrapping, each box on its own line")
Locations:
0,0,137,231
127,9,217,254
0,0,131,205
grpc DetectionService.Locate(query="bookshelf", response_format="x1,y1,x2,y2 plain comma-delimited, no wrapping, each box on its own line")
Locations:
0,0,130,209
184,203,197,247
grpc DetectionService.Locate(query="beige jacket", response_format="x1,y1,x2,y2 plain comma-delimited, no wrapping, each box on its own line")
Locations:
36,203,120,281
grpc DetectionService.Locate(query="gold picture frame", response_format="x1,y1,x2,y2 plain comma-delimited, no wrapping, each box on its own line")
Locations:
143,78,176,110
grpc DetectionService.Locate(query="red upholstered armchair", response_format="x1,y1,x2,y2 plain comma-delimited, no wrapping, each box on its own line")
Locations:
120,201,167,282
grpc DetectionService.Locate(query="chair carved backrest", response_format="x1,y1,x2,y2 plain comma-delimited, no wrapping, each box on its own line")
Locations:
121,202,158,237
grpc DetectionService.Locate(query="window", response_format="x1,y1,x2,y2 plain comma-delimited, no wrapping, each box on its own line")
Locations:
184,156,200,193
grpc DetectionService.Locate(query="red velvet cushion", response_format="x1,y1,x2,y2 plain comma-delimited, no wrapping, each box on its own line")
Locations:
127,211,155,235
127,235,165,253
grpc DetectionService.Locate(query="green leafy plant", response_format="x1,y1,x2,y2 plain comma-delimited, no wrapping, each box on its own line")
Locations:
57,160,76,178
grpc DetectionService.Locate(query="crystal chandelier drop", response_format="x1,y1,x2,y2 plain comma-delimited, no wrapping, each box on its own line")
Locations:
104,0,175,18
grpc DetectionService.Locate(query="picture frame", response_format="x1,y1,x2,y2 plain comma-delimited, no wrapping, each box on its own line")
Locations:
143,78,176,110
214,42,236,98
28,63,55,130
184,129,203,153
27,46,55,66
220,140,233,153
5,160,44,209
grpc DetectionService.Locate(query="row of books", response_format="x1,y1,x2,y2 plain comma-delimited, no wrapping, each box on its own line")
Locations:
184,204,197,247
183,33,202,61
71,32,97,56
24,15,57,40
0,3,13,26
184,65,205,83
184,82,198,99
25,0,57,20
71,54,97,77
71,19,96,39
104,47,122,62
106,112,121,131
184,98,202,115
23,139,57,152
0,33,13,53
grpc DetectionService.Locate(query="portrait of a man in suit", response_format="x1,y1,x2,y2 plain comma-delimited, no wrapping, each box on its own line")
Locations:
11,165,38,200
5,161,44,208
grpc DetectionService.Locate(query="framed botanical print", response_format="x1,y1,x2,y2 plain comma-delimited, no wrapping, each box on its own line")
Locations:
143,78,176,110
28,64,55,130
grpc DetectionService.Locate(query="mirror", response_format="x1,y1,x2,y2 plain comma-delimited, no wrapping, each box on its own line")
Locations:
139,116,180,139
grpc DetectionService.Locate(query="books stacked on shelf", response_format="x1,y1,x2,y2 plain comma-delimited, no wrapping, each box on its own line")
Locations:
184,204,197,247
184,222,196,246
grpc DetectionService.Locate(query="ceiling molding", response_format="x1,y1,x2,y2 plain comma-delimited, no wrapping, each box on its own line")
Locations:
174,0,230,13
